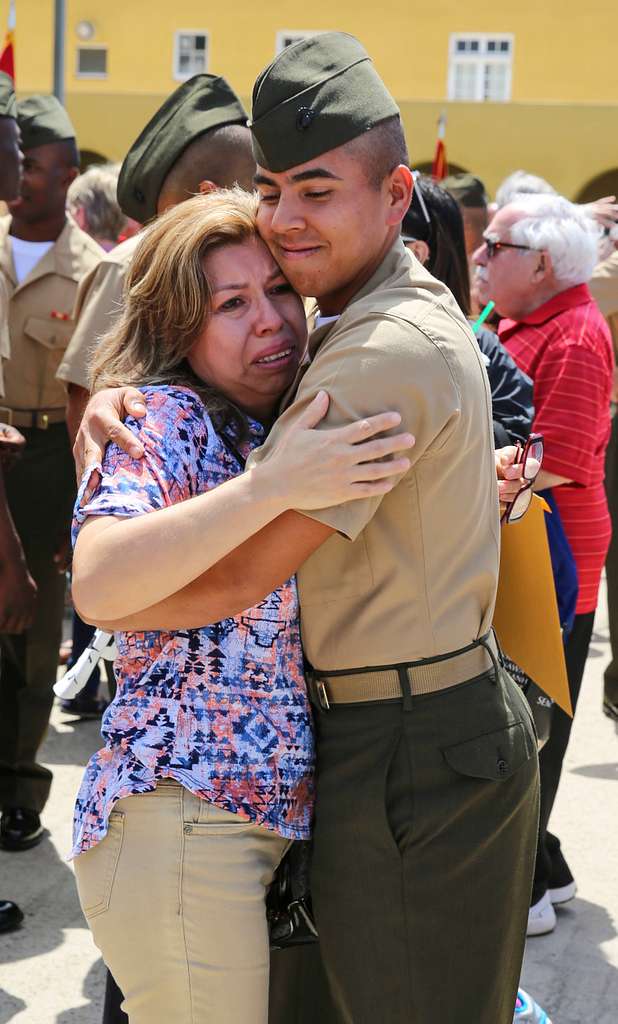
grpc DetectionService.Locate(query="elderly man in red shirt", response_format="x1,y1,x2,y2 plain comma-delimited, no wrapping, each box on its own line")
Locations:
474,193,614,938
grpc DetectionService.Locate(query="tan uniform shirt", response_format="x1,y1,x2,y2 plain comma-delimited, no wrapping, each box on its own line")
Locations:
589,250,618,353
0,215,102,412
250,240,500,671
57,234,140,390
0,273,9,400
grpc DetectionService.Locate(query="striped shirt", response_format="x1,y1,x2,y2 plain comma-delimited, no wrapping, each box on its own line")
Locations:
500,284,614,614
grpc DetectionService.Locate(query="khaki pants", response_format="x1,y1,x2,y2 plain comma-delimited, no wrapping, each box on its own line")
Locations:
74,781,288,1024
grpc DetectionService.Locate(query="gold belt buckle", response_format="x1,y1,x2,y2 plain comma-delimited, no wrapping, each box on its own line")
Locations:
38,412,49,430
0,406,13,427
316,679,330,710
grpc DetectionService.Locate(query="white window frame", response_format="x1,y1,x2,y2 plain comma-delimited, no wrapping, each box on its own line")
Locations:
275,30,324,55
173,29,209,81
447,33,514,102
75,45,108,80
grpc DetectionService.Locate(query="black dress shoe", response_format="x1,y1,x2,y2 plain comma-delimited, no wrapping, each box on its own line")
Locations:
60,693,107,719
0,808,44,851
0,899,24,933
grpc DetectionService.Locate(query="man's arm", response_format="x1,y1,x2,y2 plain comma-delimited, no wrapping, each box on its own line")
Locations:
535,469,572,490
58,255,131,451
91,511,333,631
66,383,90,446
0,466,37,633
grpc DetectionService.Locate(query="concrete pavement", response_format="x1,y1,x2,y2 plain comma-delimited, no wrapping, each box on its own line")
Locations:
1,593,617,1023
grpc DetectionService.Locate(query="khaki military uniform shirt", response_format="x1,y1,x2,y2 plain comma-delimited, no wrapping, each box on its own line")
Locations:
589,250,618,354
250,240,500,671
57,233,141,390
0,215,102,412
0,273,9,399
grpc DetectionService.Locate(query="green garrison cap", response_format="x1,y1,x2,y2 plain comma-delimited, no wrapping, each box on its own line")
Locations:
442,173,488,209
117,74,248,223
249,32,399,172
0,72,16,118
17,94,76,150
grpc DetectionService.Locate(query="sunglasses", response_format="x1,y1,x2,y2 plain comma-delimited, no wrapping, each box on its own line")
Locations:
501,433,544,524
484,238,538,260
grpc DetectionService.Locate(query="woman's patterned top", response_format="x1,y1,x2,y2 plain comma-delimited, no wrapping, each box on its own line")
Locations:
71,385,314,857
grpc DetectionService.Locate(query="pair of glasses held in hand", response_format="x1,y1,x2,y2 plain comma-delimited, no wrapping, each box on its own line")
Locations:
501,433,544,525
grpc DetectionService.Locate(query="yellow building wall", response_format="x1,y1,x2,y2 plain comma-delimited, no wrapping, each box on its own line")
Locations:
2,0,617,199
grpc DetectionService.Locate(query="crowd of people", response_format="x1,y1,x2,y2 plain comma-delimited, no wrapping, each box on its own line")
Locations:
0,28,617,1024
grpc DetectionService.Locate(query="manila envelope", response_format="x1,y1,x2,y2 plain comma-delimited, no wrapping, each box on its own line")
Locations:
493,494,573,716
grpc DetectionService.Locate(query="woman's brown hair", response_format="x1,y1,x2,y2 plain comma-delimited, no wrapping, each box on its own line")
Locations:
89,187,261,436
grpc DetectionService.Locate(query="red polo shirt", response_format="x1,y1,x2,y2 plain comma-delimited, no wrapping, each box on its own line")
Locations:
500,283,614,614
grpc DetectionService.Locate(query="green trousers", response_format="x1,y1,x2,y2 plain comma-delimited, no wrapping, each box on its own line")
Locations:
0,424,75,812
270,668,539,1024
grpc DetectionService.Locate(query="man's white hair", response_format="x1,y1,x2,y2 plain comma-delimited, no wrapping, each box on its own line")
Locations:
495,170,557,209
507,193,599,288
68,162,126,242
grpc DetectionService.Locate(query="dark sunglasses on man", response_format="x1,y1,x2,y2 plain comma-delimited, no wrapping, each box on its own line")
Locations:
501,433,544,524
484,238,539,260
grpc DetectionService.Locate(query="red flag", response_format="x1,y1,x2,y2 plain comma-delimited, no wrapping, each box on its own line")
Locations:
0,0,15,80
432,113,448,181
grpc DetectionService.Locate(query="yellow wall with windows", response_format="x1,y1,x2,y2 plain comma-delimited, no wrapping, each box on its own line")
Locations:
3,0,617,200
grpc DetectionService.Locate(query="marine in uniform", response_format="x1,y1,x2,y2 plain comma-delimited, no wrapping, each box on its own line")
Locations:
0,96,102,850
245,35,540,1024
57,73,253,440
0,68,28,934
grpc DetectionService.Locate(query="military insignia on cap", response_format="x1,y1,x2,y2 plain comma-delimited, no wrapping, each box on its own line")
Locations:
296,107,316,132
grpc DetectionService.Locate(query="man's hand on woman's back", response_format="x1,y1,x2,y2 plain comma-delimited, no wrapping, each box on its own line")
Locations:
73,387,147,478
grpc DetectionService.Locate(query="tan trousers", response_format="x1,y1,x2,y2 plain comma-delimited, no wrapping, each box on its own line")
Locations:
74,781,288,1024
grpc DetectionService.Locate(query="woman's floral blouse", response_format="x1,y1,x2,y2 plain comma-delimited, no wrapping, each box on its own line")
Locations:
71,386,314,857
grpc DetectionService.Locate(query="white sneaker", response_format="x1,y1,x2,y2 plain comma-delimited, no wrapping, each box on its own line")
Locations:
527,891,556,936
549,879,577,905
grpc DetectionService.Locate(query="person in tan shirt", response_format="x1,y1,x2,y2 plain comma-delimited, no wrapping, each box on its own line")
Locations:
0,69,32,937
56,73,255,443
74,34,539,1024
0,96,102,853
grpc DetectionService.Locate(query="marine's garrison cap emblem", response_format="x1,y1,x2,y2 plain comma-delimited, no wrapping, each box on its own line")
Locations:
296,107,316,132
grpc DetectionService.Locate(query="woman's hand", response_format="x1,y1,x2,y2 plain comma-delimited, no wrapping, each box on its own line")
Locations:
256,391,414,510
73,387,147,478
495,445,540,512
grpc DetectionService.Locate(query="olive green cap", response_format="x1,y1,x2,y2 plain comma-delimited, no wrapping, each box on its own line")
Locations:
249,32,399,172
117,74,248,223
17,94,76,149
0,72,16,118
442,172,487,209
